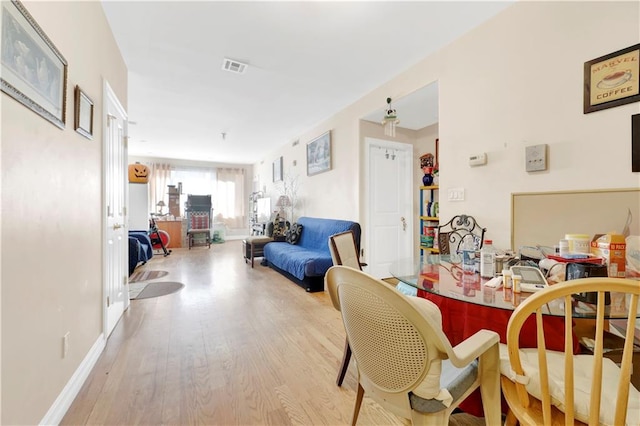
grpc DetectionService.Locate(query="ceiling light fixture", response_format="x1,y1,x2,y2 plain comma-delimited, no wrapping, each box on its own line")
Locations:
382,97,399,137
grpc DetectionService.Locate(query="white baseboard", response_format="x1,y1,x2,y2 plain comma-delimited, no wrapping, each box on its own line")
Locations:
40,334,106,425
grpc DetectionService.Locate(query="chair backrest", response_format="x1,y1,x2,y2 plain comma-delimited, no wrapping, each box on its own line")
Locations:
504,277,640,426
437,214,486,254
329,231,361,270
327,231,361,312
326,266,452,418
189,211,210,230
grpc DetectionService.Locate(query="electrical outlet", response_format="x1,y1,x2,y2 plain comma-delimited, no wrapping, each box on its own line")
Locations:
63,332,70,358
525,144,547,172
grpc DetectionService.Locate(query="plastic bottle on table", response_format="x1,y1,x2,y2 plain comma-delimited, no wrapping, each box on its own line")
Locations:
512,274,522,293
502,269,513,289
461,235,476,274
480,239,498,278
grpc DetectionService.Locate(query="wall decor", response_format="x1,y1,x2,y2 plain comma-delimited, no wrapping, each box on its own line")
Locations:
306,130,331,176
1,0,67,128
584,43,639,114
632,113,640,172
273,156,283,182
74,86,93,139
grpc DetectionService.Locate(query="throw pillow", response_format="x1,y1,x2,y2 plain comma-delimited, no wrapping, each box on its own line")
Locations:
286,223,303,245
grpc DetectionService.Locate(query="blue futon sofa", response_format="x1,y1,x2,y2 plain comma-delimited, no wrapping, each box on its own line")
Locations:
128,231,153,276
263,216,361,292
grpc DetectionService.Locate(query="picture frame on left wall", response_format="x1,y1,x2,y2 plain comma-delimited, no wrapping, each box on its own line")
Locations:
0,0,68,129
74,86,93,139
273,156,283,182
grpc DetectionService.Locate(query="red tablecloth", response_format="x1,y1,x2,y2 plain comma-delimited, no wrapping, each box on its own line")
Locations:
417,289,580,417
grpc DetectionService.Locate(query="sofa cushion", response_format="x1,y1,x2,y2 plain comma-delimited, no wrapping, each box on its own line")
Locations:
286,223,303,245
296,217,360,253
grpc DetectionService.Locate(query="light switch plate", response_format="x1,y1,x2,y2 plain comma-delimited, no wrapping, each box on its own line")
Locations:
525,144,547,172
448,187,465,201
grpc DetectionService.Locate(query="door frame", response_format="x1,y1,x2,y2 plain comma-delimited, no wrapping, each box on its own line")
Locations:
364,137,414,278
102,80,128,338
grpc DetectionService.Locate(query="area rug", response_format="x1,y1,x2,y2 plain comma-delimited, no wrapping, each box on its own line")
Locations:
129,270,169,283
130,281,184,300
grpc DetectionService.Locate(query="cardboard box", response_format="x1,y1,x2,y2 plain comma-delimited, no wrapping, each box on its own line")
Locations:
590,233,626,278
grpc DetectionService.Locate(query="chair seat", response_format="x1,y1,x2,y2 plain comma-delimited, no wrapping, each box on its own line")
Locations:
500,345,640,425
187,228,210,234
411,360,478,413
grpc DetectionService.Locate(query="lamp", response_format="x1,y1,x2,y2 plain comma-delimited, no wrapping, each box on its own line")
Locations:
275,195,291,218
156,200,166,214
382,97,399,137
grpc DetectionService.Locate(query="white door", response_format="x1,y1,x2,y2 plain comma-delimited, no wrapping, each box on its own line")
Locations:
103,81,128,337
365,138,413,278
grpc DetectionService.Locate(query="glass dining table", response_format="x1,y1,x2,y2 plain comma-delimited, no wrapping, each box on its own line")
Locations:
389,254,639,319
389,254,640,417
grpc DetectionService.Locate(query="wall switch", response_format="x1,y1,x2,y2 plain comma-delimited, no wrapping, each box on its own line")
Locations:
525,144,547,172
448,188,465,201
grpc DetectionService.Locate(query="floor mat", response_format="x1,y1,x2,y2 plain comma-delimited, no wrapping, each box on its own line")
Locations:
129,270,169,283
131,281,184,300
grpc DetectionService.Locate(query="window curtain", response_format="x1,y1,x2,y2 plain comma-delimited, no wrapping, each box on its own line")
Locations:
169,167,216,217
215,168,245,229
148,162,171,214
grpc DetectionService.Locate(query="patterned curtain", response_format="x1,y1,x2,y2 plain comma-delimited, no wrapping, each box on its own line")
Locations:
215,168,245,229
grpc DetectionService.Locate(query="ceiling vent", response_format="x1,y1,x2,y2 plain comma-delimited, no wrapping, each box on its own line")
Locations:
222,58,247,74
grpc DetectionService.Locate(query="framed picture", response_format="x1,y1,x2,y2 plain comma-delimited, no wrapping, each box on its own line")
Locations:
272,156,283,182
1,0,67,128
74,86,93,139
633,113,640,172
584,43,640,114
306,130,331,176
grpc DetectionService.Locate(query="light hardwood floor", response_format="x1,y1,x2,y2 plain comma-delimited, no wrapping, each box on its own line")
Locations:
62,240,484,425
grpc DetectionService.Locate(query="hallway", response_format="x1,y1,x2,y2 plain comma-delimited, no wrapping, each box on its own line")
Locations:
61,241,400,425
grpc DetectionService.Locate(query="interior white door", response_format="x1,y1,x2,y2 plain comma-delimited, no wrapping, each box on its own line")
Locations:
104,81,128,337
365,138,413,278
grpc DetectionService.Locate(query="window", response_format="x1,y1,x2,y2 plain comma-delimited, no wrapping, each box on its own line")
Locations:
164,166,245,229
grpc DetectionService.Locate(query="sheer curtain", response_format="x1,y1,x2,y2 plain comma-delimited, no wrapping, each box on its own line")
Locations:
216,168,245,229
169,167,216,217
148,162,171,214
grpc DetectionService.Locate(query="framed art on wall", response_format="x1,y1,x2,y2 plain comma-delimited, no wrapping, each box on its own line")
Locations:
306,130,331,176
74,86,93,139
584,43,640,114
273,156,283,182
0,0,68,128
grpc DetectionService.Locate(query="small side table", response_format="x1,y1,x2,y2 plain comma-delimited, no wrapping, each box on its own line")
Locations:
243,236,273,268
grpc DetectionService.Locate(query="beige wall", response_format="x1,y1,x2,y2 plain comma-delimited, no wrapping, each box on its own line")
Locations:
1,2,127,424
255,0,640,254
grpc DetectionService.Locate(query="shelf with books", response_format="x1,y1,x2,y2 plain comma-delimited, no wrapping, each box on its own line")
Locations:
419,185,439,254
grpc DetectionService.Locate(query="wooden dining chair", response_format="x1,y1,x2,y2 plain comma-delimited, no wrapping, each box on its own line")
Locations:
326,266,502,425
501,277,640,426
327,230,364,386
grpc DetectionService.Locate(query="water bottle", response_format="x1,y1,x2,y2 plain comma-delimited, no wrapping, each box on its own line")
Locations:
461,235,476,274
480,239,498,278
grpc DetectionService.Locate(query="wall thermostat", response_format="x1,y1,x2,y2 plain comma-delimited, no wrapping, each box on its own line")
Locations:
469,152,487,167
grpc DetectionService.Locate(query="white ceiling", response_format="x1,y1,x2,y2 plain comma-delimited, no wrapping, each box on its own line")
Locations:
101,1,512,164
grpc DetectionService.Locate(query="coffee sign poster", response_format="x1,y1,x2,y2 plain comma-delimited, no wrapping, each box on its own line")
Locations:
584,44,640,114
